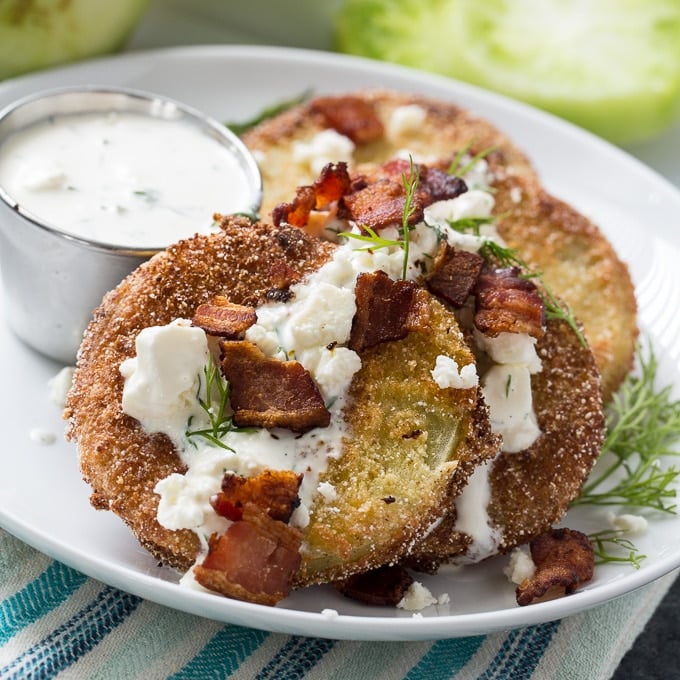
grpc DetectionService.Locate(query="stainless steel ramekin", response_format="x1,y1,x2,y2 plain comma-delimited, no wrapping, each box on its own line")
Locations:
0,86,262,363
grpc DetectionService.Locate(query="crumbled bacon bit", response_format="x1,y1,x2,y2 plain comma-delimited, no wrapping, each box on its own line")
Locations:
192,296,257,338
339,177,429,231
474,267,545,338
515,528,594,606
349,271,431,353
194,504,302,606
420,166,468,202
426,245,485,307
273,162,351,228
310,95,384,144
336,564,414,606
220,341,330,432
210,470,303,523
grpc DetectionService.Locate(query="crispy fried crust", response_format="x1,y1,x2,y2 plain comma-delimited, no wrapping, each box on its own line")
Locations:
66,216,497,586
66,217,335,573
406,316,604,571
243,89,637,401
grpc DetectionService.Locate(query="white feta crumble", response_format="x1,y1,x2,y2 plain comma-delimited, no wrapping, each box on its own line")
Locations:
431,355,479,389
510,186,523,203
386,104,427,139
397,581,437,611
120,319,209,441
317,481,337,503
607,512,649,535
292,129,355,176
29,428,57,445
474,330,542,373
503,548,536,585
48,366,75,408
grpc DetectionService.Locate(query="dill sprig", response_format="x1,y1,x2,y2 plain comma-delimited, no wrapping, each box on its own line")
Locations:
448,141,496,177
446,215,495,237
478,239,586,346
186,355,242,451
225,90,313,135
338,156,420,280
589,530,646,569
574,344,680,512
400,157,419,280
339,225,402,250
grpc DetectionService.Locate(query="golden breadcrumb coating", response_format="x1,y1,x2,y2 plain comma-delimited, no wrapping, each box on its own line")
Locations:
243,89,637,401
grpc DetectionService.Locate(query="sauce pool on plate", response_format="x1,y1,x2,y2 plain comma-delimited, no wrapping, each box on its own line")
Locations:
0,110,255,249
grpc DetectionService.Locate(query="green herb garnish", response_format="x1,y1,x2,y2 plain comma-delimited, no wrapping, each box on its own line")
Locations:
589,529,647,569
339,156,420,280
186,355,244,450
226,90,313,135
574,344,680,512
476,238,586,346
447,215,495,237
448,141,496,177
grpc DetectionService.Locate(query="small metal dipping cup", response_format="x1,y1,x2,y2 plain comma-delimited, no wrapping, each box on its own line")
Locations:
0,87,262,364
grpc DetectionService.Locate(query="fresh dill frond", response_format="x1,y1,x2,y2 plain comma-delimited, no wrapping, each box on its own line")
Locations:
338,156,420,280
574,343,680,512
478,239,586,346
447,215,495,237
226,90,313,135
589,529,646,568
448,141,496,177
186,355,240,451
400,156,420,280
338,225,402,250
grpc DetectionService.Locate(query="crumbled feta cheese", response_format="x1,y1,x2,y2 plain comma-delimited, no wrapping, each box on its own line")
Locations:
48,366,74,407
386,105,427,139
607,512,649,535
120,319,209,441
397,581,437,611
317,481,337,503
292,129,355,175
503,548,536,585
431,355,479,389
474,330,542,373
289,282,356,349
29,428,57,445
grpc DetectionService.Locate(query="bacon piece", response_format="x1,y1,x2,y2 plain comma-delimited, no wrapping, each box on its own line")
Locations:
220,341,330,432
310,95,384,144
336,564,414,606
272,162,352,228
264,260,302,303
194,504,302,606
474,267,545,338
192,296,257,338
516,528,594,606
211,469,303,523
420,166,468,202
349,271,431,353
427,245,485,307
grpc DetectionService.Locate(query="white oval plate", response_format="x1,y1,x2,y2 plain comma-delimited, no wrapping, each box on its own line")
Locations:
0,45,679,641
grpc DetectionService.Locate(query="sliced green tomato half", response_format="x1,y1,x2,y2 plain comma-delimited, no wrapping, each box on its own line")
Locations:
335,0,680,144
0,0,148,80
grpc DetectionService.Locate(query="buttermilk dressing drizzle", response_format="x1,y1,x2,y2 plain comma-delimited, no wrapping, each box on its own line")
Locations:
120,104,544,568
0,111,253,248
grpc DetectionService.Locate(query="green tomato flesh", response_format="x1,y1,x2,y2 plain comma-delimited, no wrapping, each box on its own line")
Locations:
335,0,680,144
0,0,148,81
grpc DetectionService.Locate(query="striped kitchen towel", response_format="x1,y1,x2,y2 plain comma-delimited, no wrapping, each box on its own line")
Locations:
0,528,675,680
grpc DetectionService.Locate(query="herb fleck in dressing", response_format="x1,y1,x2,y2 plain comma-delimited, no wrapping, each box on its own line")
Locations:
0,111,253,248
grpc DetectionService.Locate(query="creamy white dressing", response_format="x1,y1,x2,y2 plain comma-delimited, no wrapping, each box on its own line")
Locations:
0,111,255,248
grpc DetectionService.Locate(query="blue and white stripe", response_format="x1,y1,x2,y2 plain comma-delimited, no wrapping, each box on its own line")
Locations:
0,529,675,680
